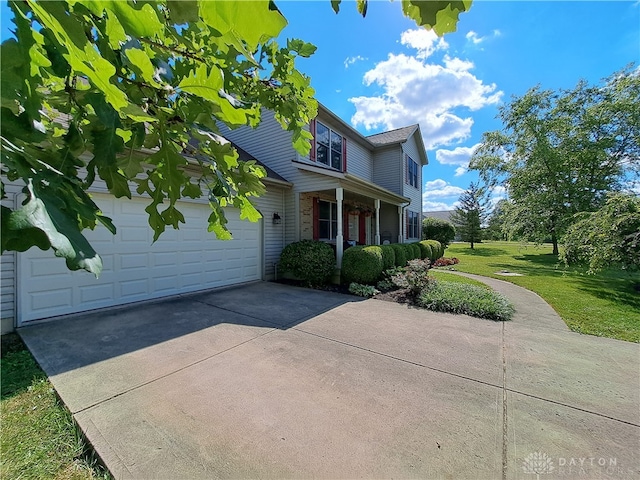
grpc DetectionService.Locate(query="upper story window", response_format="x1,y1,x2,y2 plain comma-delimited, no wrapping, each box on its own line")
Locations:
312,120,346,171
406,155,419,188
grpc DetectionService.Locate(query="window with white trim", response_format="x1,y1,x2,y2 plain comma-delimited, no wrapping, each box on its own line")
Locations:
406,155,419,188
407,211,420,239
319,200,338,240
316,121,344,171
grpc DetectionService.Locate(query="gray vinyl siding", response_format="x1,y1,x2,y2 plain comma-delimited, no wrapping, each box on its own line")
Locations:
373,147,402,195
345,138,373,182
402,135,423,218
218,111,297,181
253,186,286,280
1,181,22,332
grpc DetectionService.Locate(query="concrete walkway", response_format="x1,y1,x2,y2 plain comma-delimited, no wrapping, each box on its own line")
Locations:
19,281,639,479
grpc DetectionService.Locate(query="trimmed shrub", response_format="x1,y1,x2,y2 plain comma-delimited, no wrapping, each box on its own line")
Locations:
341,246,384,284
424,240,443,261
389,243,407,267
380,245,396,270
279,240,335,286
422,217,456,247
410,243,422,260
418,241,433,260
401,243,416,261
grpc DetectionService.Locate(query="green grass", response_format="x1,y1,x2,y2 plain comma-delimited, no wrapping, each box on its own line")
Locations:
444,241,640,342
1,334,112,480
429,269,490,289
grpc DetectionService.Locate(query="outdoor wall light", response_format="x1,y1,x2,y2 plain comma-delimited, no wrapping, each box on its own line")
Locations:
272,212,282,225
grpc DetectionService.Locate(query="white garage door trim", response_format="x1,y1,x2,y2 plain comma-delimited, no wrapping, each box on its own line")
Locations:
17,193,262,326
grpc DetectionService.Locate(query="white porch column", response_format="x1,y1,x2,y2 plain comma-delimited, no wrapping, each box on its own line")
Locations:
374,199,381,245
336,187,344,268
398,205,404,243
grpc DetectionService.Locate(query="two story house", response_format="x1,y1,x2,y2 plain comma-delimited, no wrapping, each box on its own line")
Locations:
0,103,426,332
219,104,427,273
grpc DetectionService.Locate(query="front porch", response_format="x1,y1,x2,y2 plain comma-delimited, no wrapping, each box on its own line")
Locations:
298,186,409,267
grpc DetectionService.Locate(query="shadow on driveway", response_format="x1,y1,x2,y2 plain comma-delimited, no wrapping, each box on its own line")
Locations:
19,281,361,413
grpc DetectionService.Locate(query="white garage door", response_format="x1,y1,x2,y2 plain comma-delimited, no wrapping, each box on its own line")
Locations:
18,194,261,325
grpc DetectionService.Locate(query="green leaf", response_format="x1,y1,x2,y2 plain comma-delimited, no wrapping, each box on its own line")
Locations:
125,48,161,88
2,180,103,276
331,0,341,14
167,0,199,24
356,0,367,17
401,0,471,36
105,1,163,38
90,128,130,198
199,1,287,50
178,64,223,102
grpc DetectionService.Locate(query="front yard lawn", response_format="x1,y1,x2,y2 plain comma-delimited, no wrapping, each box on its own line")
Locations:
1,334,111,480
444,241,640,342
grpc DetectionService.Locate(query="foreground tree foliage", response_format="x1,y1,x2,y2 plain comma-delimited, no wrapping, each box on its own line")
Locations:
561,193,640,273
1,0,471,276
450,182,486,249
471,67,640,255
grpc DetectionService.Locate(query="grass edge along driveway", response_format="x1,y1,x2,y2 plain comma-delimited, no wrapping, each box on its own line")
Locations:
443,241,639,343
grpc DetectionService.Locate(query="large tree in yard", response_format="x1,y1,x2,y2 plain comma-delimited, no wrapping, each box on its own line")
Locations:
450,182,487,249
1,0,472,276
561,192,640,274
470,67,640,255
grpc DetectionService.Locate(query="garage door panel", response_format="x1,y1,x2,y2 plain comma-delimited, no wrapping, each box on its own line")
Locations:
18,194,262,325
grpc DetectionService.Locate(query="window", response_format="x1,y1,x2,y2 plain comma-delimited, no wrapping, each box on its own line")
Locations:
407,211,420,239
315,121,345,171
318,200,338,240
406,155,419,188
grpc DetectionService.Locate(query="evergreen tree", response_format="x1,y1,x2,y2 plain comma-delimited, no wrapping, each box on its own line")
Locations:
450,182,487,249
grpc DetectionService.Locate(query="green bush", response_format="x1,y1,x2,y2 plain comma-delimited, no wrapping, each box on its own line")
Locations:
341,246,384,284
422,217,456,247
410,243,422,260
424,240,443,261
349,283,380,298
418,281,514,321
380,245,396,270
401,243,415,261
389,243,407,267
418,241,433,260
279,240,335,286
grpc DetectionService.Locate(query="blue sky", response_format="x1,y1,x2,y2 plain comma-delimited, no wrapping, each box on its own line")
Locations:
2,1,638,211
276,1,639,211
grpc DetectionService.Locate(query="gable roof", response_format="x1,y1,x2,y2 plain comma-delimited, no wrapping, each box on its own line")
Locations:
366,125,419,146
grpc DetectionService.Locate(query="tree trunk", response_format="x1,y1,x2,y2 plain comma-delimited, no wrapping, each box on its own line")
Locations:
551,233,559,256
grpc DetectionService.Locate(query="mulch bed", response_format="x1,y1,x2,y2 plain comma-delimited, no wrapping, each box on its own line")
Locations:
274,279,415,305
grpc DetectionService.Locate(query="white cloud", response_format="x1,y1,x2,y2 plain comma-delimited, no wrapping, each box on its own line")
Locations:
435,144,480,176
466,31,484,45
424,179,465,198
423,200,459,212
344,55,368,69
349,32,502,149
466,30,501,46
400,28,448,59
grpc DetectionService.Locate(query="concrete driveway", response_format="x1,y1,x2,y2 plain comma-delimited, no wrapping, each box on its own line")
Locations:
20,281,639,479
